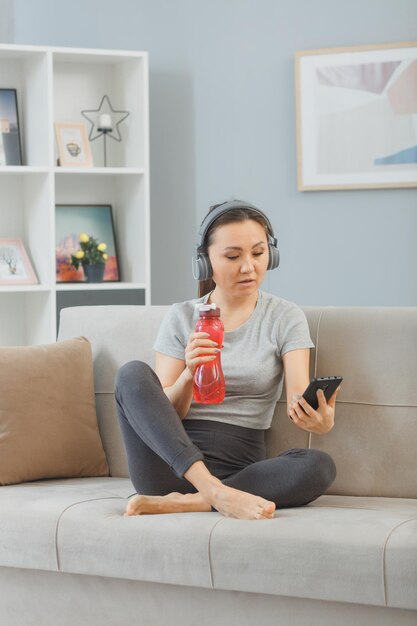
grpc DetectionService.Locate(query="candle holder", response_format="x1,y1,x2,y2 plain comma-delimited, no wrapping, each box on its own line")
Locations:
81,95,130,167
98,128,112,167
97,122,113,167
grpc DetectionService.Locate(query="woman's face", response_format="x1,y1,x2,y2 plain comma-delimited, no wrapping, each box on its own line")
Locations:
208,219,269,296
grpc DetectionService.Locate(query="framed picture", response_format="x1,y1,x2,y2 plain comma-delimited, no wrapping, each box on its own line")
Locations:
0,239,38,285
55,204,120,283
295,41,417,191
0,89,23,166
55,122,93,167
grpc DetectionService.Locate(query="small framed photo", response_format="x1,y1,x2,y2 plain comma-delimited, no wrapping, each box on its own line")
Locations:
295,41,417,190
55,122,93,167
0,89,23,166
55,204,120,283
0,239,38,284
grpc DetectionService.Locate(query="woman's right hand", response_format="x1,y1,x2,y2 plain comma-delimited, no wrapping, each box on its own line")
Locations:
185,332,219,377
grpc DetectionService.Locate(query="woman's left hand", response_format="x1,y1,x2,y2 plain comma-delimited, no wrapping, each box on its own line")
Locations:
288,386,341,434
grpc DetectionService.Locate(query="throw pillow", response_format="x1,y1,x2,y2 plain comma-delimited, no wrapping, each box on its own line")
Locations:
0,336,109,486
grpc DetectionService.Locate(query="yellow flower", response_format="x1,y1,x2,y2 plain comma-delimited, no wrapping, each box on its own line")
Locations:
75,250,85,259
97,243,107,251
102,253,108,261
79,233,89,243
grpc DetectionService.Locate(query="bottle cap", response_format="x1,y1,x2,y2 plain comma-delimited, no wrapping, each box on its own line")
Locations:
196,302,216,311
195,303,221,316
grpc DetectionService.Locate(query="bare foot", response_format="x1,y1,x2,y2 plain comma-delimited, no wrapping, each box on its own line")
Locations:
182,461,276,520
123,491,212,516
207,483,276,520
123,486,276,520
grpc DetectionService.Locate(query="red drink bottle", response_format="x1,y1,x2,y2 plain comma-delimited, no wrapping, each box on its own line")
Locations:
193,303,225,404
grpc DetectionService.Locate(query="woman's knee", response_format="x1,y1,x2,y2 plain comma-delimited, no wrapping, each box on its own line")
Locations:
114,360,156,396
308,449,337,491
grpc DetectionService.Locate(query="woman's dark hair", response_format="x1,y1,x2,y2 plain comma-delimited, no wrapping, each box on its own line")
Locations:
197,202,271,298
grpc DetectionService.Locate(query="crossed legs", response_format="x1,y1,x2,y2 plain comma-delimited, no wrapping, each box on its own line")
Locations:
115,361,336,520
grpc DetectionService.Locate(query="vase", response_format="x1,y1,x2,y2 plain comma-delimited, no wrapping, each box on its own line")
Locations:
83,263,105,283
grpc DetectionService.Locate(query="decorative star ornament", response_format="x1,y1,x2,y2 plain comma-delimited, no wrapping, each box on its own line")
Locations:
81,94,129,142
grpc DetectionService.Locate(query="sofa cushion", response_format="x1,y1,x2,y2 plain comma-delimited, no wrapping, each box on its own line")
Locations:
208,495,417,610
1,479,416,610
0,476,220,589
0,336,109,486
0,477,133,570
57,497,223,589
57,305,171,478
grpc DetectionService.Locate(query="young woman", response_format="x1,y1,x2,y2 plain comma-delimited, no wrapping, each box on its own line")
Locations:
115,200,340,520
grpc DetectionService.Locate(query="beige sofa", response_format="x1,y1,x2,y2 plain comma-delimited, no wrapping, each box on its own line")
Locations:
1,304,416,626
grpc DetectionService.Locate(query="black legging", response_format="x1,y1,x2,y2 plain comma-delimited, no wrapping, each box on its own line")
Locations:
114,361,337,509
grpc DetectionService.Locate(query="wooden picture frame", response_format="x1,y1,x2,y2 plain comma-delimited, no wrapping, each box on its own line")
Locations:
0,89,23,166
55,204,120,283
55,122,93,167
295,41,417,191
0,238,38,284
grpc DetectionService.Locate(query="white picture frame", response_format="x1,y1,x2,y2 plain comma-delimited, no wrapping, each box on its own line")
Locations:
295,41,417,191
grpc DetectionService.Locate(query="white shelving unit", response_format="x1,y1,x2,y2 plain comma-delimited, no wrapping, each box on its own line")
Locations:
0,44,150,346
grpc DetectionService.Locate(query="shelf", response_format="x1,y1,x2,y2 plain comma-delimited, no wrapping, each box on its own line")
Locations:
0,44,146,59
0,43,150,345
0,173,53,287
0,290,55,346
56,282,146,291
52,51,148,170
51,48,147,63
54,167,145,175
0,166,49,174
0,284,52,293
0,45,41,59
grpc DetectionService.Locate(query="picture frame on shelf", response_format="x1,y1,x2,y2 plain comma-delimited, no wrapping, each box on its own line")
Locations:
55,122,93,167
295,41,417,190
55,204,120,283
0,89,23,166
0,238,38,285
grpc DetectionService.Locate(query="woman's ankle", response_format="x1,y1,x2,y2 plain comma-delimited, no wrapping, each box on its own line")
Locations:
183,460,222,498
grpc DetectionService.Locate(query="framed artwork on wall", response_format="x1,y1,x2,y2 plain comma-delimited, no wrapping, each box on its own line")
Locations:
55,204,120,283
0,89,23,166
0,239,38,284
55,122,93,167
295,41,417,191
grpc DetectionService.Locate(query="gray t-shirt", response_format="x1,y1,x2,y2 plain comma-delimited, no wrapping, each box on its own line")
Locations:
152,290,314,430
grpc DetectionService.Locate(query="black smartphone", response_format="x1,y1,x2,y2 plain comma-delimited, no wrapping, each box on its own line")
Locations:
302,376,343,410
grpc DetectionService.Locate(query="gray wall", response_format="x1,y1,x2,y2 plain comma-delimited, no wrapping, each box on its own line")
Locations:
0,0,14,42
8,0,417,305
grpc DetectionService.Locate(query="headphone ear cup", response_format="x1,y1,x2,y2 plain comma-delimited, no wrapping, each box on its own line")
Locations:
267,244,280,271
192,251,213,281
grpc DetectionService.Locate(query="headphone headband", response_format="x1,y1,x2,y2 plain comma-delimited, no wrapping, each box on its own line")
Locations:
198,200,277,249
192,199,280,280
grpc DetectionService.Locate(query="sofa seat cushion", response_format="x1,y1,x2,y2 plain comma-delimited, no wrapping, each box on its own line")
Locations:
56,493,223,588
209,495,417,611
0,477,133,571
1,481,416,611
0,477,222,589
